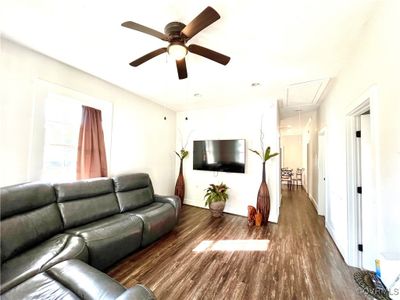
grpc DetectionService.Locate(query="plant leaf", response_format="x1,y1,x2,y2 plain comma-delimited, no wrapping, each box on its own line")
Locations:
266,152,279,161
249,149,263,160
180,149,189,159
204,182,229,206
266,147,271,157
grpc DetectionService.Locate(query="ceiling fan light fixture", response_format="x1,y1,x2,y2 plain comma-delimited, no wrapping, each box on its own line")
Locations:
168,43,188,60
122,6,229,79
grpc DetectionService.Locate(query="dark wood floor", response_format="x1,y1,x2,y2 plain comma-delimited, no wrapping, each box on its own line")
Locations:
108,188,366,300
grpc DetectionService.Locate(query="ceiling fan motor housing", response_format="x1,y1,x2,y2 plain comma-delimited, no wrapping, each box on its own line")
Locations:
164,22,186,42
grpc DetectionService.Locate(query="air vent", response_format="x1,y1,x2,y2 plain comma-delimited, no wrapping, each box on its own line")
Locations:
285,78,330,108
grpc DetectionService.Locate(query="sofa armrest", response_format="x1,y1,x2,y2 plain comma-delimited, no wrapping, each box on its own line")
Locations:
47,259,125,300
116,284,156,300
154,194,181,219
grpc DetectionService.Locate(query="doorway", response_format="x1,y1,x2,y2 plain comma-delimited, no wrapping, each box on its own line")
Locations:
346,87,378,269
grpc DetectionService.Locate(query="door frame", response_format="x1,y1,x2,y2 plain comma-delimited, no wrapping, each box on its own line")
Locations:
318,127,327,216
345,85,379,267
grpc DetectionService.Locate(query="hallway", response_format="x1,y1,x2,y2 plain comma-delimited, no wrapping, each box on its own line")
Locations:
108,188,366,299
276,187,366,299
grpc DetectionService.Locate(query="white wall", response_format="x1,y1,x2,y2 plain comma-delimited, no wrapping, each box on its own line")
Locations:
0,38,176,194
176,101,281,222
302,111,318,206
281,135,302,170
318,0,400,261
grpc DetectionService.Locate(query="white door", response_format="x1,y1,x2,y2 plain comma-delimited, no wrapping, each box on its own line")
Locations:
360,114,377,271
318,132,326,216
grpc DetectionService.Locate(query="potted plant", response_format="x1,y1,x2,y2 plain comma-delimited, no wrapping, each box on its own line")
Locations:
204,183,229,217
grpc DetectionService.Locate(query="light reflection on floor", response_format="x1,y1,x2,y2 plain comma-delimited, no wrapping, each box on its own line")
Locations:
192,239,270,252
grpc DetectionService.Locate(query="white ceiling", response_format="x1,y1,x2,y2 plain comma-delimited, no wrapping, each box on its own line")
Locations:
0,0,378,112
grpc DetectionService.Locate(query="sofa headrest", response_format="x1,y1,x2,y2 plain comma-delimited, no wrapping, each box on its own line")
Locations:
113,173,152,193
0,182,56,219
54,178,114,202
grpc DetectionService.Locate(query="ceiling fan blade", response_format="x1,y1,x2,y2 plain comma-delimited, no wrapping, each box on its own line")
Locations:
188,44,230,65
122,21,168,41
129,48,167,67
176,58,188,80
181,6,220,40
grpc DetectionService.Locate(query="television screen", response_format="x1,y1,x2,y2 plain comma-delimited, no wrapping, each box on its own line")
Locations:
193,139,246,173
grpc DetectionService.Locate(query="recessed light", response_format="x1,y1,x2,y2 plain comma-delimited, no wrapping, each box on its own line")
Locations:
251,82,261,87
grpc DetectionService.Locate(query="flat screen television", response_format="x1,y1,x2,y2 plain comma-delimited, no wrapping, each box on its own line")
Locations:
193,139,246,173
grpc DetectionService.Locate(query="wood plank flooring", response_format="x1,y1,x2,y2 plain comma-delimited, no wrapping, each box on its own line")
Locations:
108,188,366,300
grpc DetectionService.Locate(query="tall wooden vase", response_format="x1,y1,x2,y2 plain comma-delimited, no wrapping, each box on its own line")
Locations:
174,158,185,205
257,162,270,226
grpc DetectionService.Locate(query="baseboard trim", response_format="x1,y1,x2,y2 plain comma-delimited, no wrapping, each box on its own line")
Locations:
309,194,318,212
325,221,348,263
182,201,278,224
183,200,246,217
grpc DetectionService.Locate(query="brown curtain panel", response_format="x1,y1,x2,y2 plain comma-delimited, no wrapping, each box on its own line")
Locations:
76,105,108,179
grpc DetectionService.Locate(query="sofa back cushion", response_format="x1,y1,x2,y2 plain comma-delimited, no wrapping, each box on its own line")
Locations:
54,178,120,229
0,183,63,262
113,173,154,212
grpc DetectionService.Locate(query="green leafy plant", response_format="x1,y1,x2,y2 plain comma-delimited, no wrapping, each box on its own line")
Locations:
204,183,229,206
249,146,279,162
175,148,189,160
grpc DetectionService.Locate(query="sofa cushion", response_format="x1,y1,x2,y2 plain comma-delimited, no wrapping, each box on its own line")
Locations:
54,178,120,229
0,182,63,263
1,204,64,263
116,285,156,300
55,178,113,201
126,202,176,247
155,194,181,220
1,234,88,294
1,273,80,300
0,182,56,219
47,259,126,300
2,259,127,300
113,173,155,212
66,214,143,270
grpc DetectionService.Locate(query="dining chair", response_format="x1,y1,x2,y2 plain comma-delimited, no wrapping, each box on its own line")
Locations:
281,169,293,189
292,168,303,188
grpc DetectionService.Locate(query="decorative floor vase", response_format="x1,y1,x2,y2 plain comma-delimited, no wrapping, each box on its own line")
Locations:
256,162,270,226
174,159,185,206
209,201,225,217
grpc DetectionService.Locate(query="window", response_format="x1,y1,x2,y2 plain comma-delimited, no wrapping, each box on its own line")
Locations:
41,95,81,181
31,84,112,182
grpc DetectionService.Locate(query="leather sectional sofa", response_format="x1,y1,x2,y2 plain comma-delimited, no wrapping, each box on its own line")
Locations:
0,173,181,299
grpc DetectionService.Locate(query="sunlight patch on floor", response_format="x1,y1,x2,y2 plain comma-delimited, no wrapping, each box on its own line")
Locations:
192,240,270,252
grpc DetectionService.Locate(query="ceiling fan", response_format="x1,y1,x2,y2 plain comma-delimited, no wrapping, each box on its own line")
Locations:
121,6,230,80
